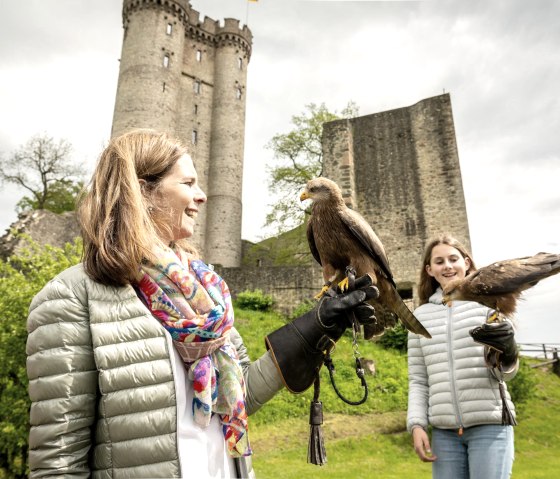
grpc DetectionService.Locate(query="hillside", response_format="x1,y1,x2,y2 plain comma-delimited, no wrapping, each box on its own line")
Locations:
241,224,313,267
234,306,560,479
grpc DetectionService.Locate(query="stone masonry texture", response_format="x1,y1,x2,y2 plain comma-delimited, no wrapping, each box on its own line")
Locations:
111,0,252,266
322,93,471,306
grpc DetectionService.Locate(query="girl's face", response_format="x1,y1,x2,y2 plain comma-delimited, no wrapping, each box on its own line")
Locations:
426,243,471,289
156,154,207,243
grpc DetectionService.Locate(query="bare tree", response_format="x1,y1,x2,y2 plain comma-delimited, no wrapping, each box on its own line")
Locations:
0,134,84,213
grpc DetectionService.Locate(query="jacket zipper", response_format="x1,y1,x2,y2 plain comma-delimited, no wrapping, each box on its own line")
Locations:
446,303,465,435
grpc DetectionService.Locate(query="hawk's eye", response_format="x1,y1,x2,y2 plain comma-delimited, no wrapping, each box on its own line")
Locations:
309,186,317,192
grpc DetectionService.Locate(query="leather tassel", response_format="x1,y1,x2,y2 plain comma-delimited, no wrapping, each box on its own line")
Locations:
498,381,517,426
308,374,327,465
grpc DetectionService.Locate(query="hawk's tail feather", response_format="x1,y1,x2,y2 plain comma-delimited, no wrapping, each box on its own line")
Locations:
391,289,431,339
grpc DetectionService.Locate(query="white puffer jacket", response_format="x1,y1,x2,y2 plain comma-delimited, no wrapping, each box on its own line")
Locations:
407,288,517,432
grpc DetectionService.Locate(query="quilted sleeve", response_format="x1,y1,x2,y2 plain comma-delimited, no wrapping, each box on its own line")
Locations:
26,274,97,478
230,327,283,416
406,332,429,432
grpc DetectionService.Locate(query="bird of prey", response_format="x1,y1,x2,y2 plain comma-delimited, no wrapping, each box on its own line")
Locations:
300,177,431,340
442,252,560,317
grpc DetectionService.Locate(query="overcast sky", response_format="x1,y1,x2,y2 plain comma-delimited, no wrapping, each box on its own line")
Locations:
1,0,559,344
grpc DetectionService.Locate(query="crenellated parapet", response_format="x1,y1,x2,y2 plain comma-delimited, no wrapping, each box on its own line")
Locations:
122,0,252,58
123,0,189,25
184,10,252,58
214,19,252,58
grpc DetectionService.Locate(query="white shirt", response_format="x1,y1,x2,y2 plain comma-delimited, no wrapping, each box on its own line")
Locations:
167,332,235,478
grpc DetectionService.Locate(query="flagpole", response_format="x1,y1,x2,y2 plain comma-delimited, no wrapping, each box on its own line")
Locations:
245,0,257,28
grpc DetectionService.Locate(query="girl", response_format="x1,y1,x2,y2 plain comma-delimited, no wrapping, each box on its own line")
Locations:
407,234,518,479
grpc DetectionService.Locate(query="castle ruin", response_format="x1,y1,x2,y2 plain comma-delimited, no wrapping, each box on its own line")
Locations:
0,2,471,314
322,93,471,301
112,0,252,267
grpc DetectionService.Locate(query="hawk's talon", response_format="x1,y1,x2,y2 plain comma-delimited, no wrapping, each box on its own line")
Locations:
337,277,350,292
314,284,331,299
486,310,503,323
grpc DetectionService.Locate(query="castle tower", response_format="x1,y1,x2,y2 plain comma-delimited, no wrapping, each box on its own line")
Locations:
322,94,470,304
111,0,252,266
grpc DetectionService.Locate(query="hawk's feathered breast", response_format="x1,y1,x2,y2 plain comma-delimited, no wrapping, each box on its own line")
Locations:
301,177,431,339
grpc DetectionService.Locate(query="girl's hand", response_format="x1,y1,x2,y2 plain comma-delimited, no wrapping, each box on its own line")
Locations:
412,427,437,462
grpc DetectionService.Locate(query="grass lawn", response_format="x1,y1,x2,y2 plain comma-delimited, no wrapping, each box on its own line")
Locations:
234,305,560,478
248,360,560,478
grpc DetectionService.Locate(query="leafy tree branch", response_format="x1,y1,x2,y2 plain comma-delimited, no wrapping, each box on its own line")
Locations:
264,102,358,234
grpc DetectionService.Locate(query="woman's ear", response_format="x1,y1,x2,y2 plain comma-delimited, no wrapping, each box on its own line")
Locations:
425,264,434,278
464,257,471,272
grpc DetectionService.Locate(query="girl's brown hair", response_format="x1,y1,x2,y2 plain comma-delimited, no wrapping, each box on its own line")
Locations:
78,129,192,286
417,233,477,305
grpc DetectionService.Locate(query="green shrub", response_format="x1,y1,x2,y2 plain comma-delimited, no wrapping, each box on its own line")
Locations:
0,237,82,478
234,289,274,311
377,323,408,351
508,357,538,413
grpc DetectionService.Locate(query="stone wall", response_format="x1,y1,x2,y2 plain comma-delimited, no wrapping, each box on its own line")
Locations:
217,264,325,316
0,210,80,259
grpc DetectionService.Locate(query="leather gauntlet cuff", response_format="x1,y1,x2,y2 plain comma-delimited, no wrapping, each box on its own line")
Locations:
485,346,519,371
265,309,343,393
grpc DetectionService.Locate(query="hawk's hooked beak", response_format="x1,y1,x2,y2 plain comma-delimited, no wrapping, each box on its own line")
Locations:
300,190,310,202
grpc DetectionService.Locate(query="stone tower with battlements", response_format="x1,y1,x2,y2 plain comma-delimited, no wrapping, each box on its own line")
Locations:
322,93,471,302
111,0,252,266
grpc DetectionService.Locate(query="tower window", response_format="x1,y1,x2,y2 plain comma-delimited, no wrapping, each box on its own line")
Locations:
163,54,170,68
162,82,166,92
196,50,202,62
238,57,243,70
194,80,201,94
192,130,198,145
194,104,198,115
166,23,172,35
236,87,242,100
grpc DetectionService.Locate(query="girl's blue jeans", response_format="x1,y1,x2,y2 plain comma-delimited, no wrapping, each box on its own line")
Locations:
432,425,514,479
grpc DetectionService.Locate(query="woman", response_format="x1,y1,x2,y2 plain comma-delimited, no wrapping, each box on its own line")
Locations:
26,129,377,477
407,234,518,479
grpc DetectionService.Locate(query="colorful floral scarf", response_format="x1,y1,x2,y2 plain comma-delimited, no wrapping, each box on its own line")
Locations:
135,245,251,458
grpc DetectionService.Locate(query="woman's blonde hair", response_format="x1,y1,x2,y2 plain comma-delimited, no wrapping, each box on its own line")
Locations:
417,233,477,305
78,129,192,286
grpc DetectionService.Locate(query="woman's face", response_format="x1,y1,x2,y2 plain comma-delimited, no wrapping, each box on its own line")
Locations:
426,243,471,288
156,154,207,243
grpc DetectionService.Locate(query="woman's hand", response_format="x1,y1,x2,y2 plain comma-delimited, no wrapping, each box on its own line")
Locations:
412,427,437,462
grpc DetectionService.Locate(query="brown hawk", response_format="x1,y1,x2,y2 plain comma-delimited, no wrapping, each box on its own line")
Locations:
300,177,431,339
442,252,560,317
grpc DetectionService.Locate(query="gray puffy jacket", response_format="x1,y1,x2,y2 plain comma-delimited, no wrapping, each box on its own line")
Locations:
26,264,283,478
407,288,517,433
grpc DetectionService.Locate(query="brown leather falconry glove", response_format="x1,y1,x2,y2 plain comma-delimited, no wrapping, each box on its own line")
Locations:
265,275,379,393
